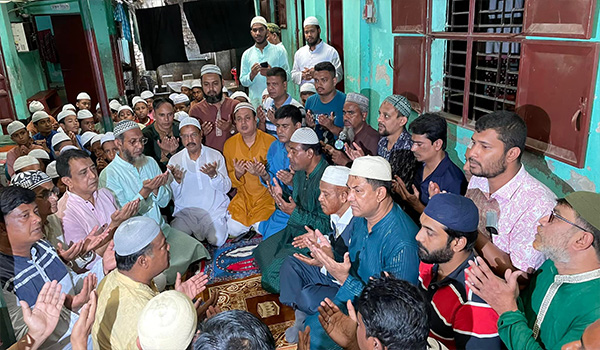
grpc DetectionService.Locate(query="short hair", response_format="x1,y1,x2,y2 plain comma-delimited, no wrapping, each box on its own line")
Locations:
299,142,322,156
365,178,392,196
274,105,302,125
445,227,477,252
114,241,153,271
314,61,336,78
0,186,36,224
475,110,527,160
356,275,430,350
557,198,600,260
193,310,276,350
56,149,91,178
153,97,174,112
266,67,287,82
409,113,448,150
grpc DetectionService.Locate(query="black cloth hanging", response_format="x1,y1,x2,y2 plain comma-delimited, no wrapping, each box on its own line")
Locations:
136,4,188,70
183,0,255,53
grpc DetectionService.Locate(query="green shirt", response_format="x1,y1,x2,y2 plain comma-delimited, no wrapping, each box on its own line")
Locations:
498,260,600,350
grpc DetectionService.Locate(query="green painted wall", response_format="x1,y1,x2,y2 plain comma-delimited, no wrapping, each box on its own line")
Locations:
303,0,599,196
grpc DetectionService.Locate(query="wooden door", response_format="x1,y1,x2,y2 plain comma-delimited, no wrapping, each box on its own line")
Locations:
327,0,343,91
0,39,15,123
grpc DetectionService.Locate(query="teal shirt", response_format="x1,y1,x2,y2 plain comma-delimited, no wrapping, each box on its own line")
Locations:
239,42,289,107
498,260,600,350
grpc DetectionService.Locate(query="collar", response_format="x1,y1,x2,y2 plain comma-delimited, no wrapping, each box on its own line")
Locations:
429,252,475,287
307,157,328,180
471,164,526,201
420,152,452,180
309,40,324,52
330,205,353,229
65,189,99,204
113,270,159,293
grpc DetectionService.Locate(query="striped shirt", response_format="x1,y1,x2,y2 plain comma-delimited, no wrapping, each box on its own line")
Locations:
419,254,501,350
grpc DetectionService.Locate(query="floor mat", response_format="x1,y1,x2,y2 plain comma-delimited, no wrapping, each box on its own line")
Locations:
202,275,295,349
204,236,263,284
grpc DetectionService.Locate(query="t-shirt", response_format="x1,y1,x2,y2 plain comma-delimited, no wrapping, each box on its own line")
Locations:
304,91,346,141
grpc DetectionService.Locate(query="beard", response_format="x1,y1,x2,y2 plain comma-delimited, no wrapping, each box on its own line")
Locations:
122,148,146,168
469,156,507,178
204,90,223,104
378,124,390,137
417,240,454,264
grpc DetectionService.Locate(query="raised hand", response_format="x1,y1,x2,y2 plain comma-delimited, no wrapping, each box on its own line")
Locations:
157,135,179,155
65,273,97,311
215,118,232,133
275,169,294,187
330,148,350,166
344,142,365,160
310,244,351,283
111,198,141,228
428,181,442,199
195,291,220,322
20,280,65,349
82,225,111,253
102,240,116,274
175,272,209,300
318,298,358,349
201,121,214,136
200,161,219,179
298,326,311,350
167,164,185,184
56,240,86,263
233,159,247,180
392,175,424,213
292,226,318,249
245,158,267,177
305,110,316,128
71,290,97,350
318,112,335,130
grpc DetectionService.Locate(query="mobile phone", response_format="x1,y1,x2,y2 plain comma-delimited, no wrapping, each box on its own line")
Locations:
260,62,269,68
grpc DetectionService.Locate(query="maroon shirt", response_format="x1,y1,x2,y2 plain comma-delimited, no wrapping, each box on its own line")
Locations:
353,123,380,156
189,97,239,152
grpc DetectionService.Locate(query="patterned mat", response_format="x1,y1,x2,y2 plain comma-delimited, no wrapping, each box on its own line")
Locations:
202,275,296,349
204,236,263,284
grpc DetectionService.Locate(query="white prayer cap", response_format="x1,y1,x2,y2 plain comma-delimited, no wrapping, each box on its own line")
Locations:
321,166,350,187
140,90,154,99
95,103,100,111
132,96,147,107
80,131,98,147
11,170,51,190
28,101,45,113
114,216,161,256
181,80,192,89
349,156,392,181
100,132,115,145
179,116,201,131
300,83,317,94
174,111,189,122
250,16,268,28
7,121,26,136
201,64,222,77
46,161,58,179
290,127,319,145
169,93,178,101
77,92,91,100
57,110,76,122
172,93,190,105
28,149,50,160
51,132,71,148
91,134,103,146
13,156,40,172
32,111,50,123
113,120,140,138
262,88,269,97
109,99,122,111
304,16,320,27
117,105,133,115
233,102,256,115
191,79,202,88
345,92,369,113
230,91,249,101
77,109,94,120
138,291,197,350
60,145,78,152
62,104,76,112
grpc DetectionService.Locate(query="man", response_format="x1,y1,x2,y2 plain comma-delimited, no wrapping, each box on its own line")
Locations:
76,92,92,111
26,101,58,135
394,113,467,216
55,149,139,267
305,62,346,141
77,110,95,134
254,127,331,293
300,83,317,106
259,67,305,138
99,120,210,284
292,16,343,86
173,93,190,113
180,80,193,99
279,165,353,343
167,117,232,247
466,111,556,274
267,22,287,57
142,97,183,172
466,191,600,350
6,121,46,177
562,320,600,350
194,310,276,350
223,103,276,237
255,105,303,239
51,133,75,157
32,111,59,159
92,216,208,349
0,186,113,349
100,132,118,163
56,110,83,150
132,96,153,127
326,92,379,166
189,64,238,153
417,193,501,349
301,155,420,349
240,16,289,107
189,80,204,110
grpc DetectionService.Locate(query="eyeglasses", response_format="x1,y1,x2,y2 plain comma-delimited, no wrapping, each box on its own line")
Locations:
548,209,588,232
38,186,60,200
128,137,148,146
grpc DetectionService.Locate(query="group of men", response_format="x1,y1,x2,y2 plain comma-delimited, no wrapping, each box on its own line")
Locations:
1,12,600,350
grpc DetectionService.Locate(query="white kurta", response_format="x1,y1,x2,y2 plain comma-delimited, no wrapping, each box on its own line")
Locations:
291,41,343,85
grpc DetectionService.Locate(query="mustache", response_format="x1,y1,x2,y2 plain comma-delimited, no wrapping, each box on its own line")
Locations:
186,142,197,147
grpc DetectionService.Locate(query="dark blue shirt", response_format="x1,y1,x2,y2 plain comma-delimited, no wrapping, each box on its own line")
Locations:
33,130,58,160
413,152,467,205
